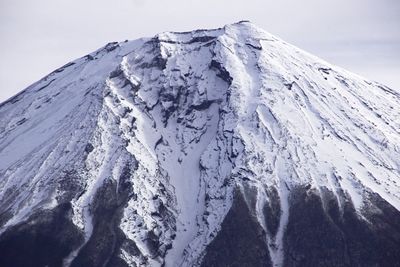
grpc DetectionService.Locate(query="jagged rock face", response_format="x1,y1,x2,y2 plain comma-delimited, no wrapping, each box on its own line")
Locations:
0,21,400,267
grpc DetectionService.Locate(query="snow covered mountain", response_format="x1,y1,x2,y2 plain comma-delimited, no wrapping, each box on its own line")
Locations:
0,21,399,267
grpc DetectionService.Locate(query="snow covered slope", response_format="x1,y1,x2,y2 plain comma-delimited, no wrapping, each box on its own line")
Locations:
0,21,399,267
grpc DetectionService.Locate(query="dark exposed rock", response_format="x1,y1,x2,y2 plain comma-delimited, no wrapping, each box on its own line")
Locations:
155,136,164,150
69,161,155,267
0,203,84,267
36,78,56,92
191,100,215,111
142,230,161,258
318,67,332,75
283,187,349,267
52,62,76,74
187,36,216,44
245,43,262,50
109,68,124,79
0,210,13,229
138,54,167,70
283,186,400,267
84,142,94,153
263,187,281,237
0,91,24,107
105,42,119,52
210,59,233,84
284,81,295,90
85,54,95,61
56,170,86,203
15,118,27,126
70,164,139,267
200,188,272,267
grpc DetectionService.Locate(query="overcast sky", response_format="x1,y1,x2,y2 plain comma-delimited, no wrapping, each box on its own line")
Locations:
0,0,399,102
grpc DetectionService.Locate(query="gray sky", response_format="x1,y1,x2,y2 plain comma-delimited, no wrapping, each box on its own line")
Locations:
1,0,399,102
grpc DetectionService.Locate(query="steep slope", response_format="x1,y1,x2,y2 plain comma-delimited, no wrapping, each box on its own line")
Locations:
0,21,399,267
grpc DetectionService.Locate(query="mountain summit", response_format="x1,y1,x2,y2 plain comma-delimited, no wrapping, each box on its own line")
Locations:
0,21,399,267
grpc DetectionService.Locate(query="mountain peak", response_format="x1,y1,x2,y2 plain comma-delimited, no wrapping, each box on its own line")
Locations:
1,23,400,267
